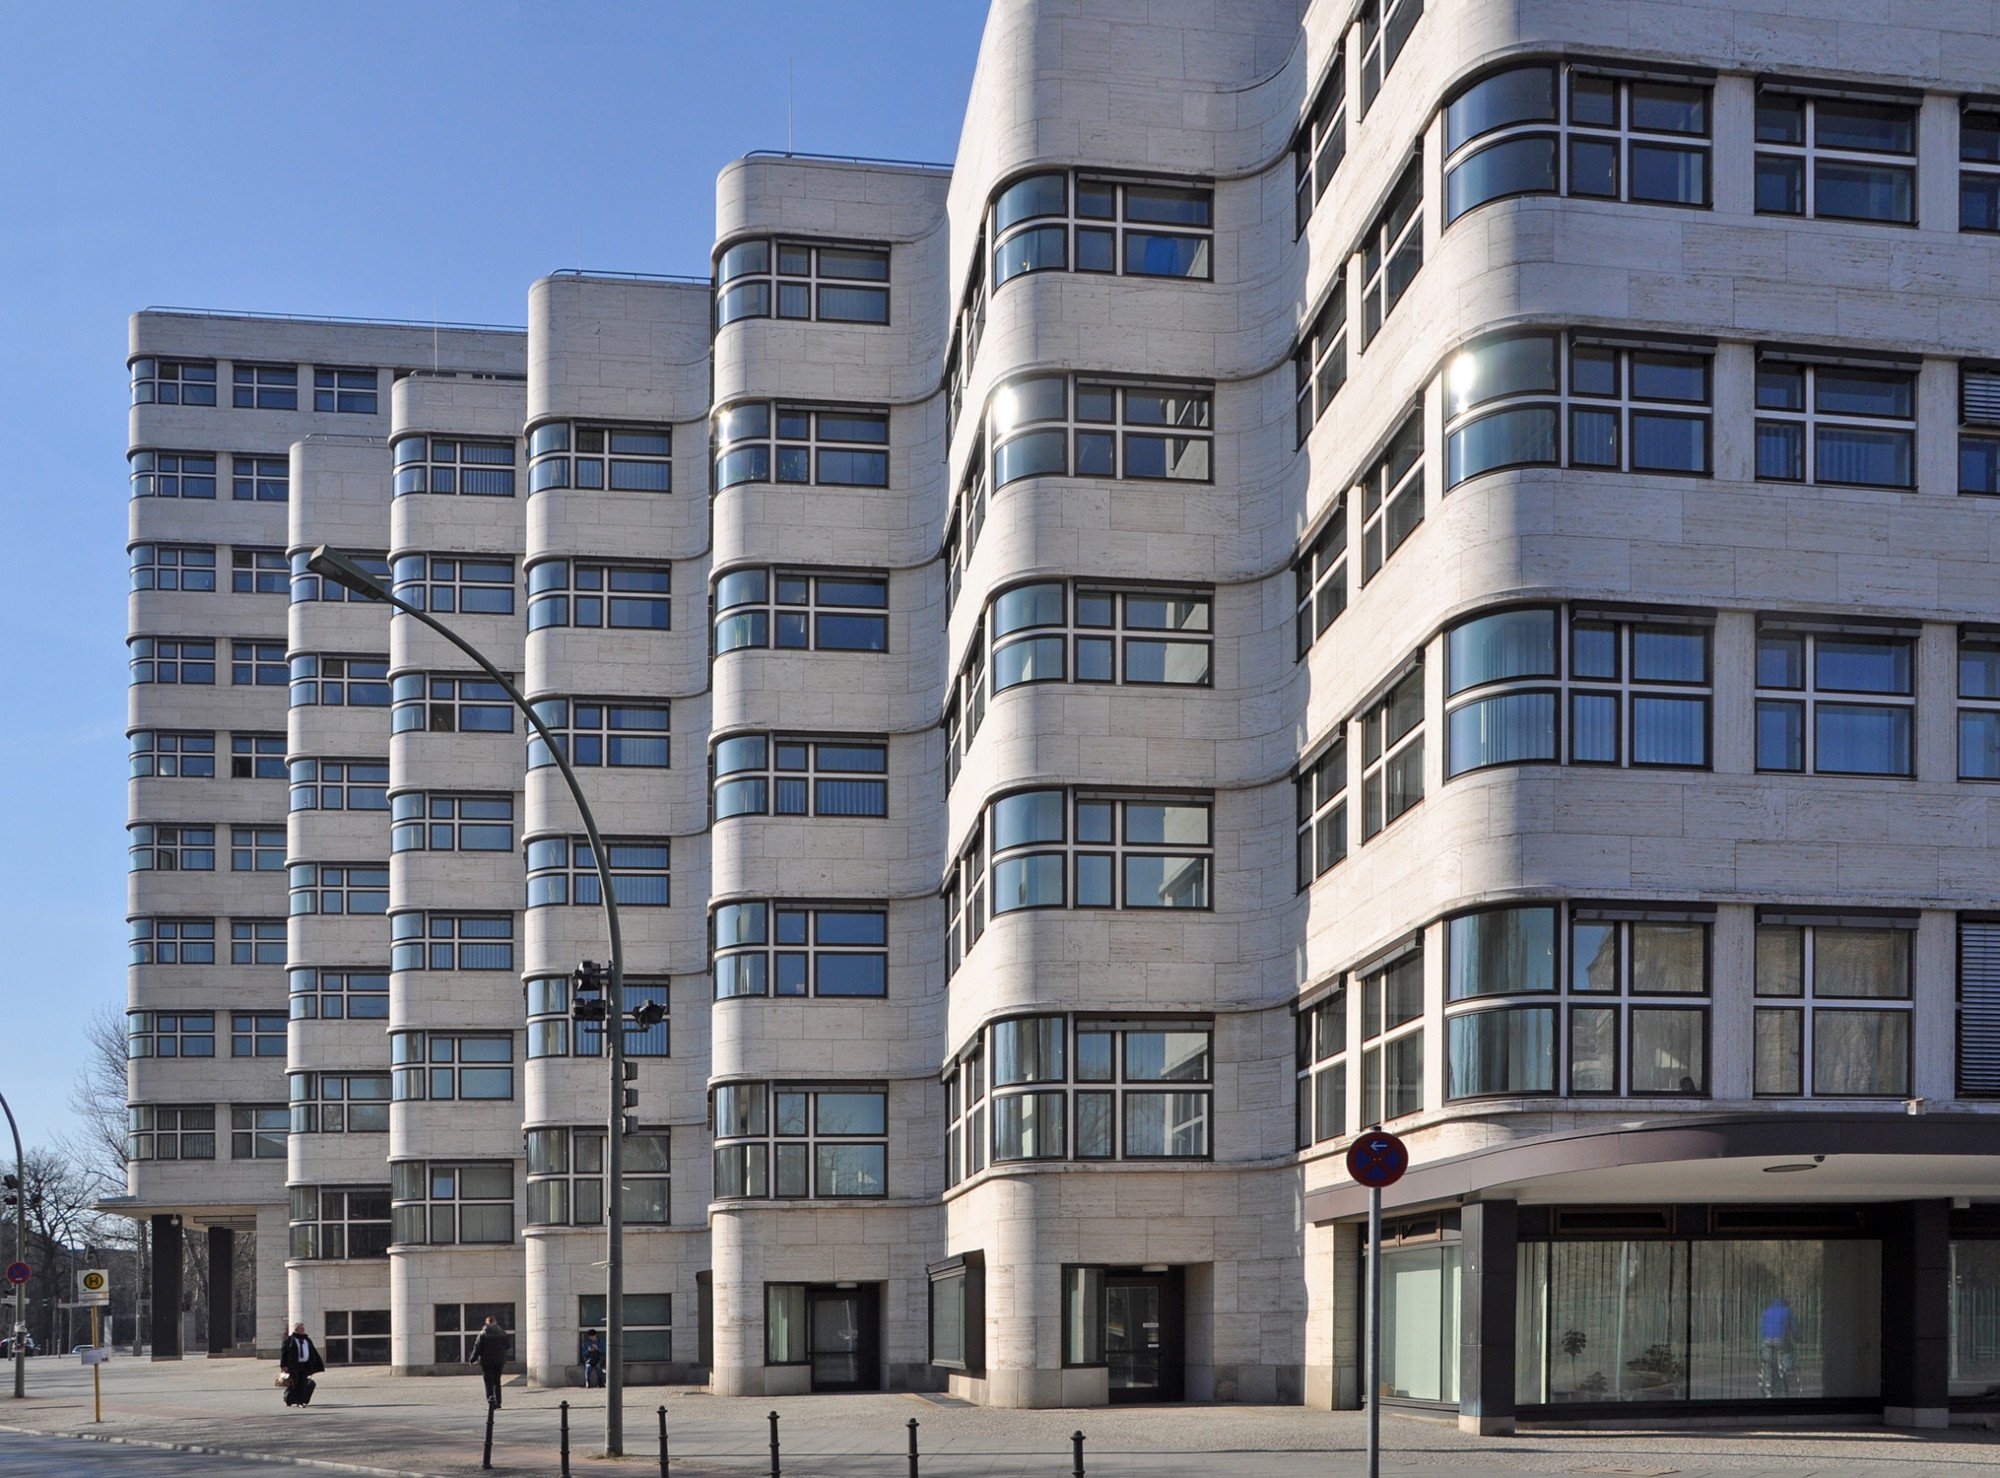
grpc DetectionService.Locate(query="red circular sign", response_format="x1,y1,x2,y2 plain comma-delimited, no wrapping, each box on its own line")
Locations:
1344,1129,1409,1188
4,1262,28,1285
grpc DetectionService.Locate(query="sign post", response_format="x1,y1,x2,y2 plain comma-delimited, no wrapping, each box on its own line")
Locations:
77,1269,109,1423
1344,1128,1409,1478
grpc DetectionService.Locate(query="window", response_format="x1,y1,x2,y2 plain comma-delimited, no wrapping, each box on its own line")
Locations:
130,543,216,592
970,789,1213,914
126,1105,215,1160
322,1310,391,1363
390,793,514,853
711,901,888,999
713,568,885,653
1445,330,1712,486
391,555,515,615
1445,606,1711,775
767,1285,809,1365
232,455,288,502
1294,284,1347,443
1754,358,1915,489
1443,65,1710,222
389,912,514,972
712,403,889,488
1756,89,1915,223
712,1082,888,1199
392,673,514,734
232,639,286,687
392,1164,513,1247
231,919,286,965
313,367,378,414
430,1303,515,1361
1569,910,1711,1095
128,823,214,872
1359,409,1425,580
391,1032,515,1101
290,549,389,602
1063,1266,1105,1366
1361,663,1424,838
130,358,216,406
982,1016,1212,1162
1755,916,1912,1097
578,1294,672,1363
230,1104,288,1156
231,547,288,594
527,698,669,768
527,1128,671,1228
1965,109,2000,232
1294,503,1348,657
988,171,1212,285
288,1072,390,1133
128,916,215,965
288,863,389,916
230,826,285,873
392,435,515,496
126,1012,215,1059
712,735,887,820
1960,919,2000,1096
289,1189,391,1260
978,581,1213,692
129,637,215,685
524,977,668,1058
1295,988,1348,1147
129,451,216,499
1360,161,1422,342
129,730,215,779
1962,636,2000,780
987,375,1213,488
1358,0,1423,113
714,237,891,327
526,837,670,907
1755,625,1914,776
231,362,296,410
1360,949,1425,1121
1960,366,2000,496
289,759,390,811
944,1046,987,1182
527,422,672,493
528,561,670,631
929,1254,984,1373
289,967,388,1021
1296,736,1348,887
1445,906,1557,1099
1295,58,1347,231
231,733,286,779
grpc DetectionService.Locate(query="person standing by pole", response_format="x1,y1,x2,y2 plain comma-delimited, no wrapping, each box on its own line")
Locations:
469,1314,512,1408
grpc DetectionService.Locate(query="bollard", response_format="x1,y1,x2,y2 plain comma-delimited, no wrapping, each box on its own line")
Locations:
658,1403,670,1475
907,1415,920,1477
1071,1429,1085,1478
768,1409,782,1477
481,1400,495,1470
559,1399,571,1478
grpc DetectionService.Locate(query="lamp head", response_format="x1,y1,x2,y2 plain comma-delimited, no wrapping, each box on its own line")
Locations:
306,545,389,602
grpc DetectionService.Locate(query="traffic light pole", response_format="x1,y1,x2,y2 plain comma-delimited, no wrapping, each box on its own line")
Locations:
3,1091,26,1398
304,549,629,1454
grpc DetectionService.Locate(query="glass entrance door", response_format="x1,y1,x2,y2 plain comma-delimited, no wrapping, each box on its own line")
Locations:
1104,1272,1182,1401
807,1288,879,1392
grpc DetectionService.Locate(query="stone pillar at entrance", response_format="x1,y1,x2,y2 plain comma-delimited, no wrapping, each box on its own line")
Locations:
1881,1199,1950,1428
205,1226,236,1354
1457,1200,1518,1436
151,1214,184,1360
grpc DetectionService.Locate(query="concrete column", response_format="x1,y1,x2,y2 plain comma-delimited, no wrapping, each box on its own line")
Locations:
1881,1199,1950,1428
1458,1200,1517,1436
205,1226,235,1354
151,1214,183,1360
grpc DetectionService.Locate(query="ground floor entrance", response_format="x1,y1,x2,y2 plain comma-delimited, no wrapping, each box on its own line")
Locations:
766,1281,881,1392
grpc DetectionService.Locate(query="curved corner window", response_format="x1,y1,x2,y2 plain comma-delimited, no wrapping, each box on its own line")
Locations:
712,567,886,654
528,421,671,494
1448,905,1557,1000
1446,1006,1557,1098
527,560,670,632
391,436,515,496
966,788,1212,918
988,374,1212,488
711,734,886,820
990,171,1211,288
711,1082,887,1200
978,579,1211,694
713,237,889,330
712,401,888,489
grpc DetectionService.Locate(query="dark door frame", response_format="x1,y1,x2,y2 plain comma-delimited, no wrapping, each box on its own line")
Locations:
1104,1267,1184,1403
805,1283,881,1393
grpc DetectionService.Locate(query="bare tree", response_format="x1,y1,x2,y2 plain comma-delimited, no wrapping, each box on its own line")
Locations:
16,1148,115,1350
64,1001,149,1348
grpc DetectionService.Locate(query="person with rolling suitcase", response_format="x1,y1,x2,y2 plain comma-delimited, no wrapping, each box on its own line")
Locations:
280,1322,324,1407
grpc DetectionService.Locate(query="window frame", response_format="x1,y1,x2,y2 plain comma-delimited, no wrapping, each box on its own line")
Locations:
527,420,673,495
1754,88,1918,225
711,733,889,821
128,450,216,499
712,566,888,655
711,401,890,489
1360,661,1425,840
1359,160,1423,344
711,900,890,1001
1753,916,1914,1098
713,236,892,329
526,697,670,769
987,170,1214,287
527,559,672,633
1754,357,1917,490
1753,624,1916,777
288,1072,391,1134
391,434,516,497
711,1082,890,1200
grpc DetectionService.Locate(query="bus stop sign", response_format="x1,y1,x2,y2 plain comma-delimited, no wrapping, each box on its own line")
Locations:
1345,1129,1409,1189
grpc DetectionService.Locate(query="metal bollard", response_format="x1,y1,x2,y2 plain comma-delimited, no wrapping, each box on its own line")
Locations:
1071,1429,1085,1478
481,1400,495,1470
658,1403,670,1475
907,1415,920,1477
559,1399,571,1478
768,1408,781,1477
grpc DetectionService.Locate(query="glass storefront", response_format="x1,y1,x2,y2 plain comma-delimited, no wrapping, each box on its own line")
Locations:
1380,1244,1460,1402
1517,1238,1880,1405
1951,1240,2000,1402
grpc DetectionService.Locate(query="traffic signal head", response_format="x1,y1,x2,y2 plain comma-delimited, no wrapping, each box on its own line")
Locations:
570,959,610,1021
629,999,667,1030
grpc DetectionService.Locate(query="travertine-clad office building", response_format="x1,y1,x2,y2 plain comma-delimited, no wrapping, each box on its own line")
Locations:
115,0,2000,1432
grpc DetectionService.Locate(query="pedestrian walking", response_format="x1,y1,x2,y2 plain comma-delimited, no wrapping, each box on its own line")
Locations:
279,1323,324,1407
578,1328,605,1389
467,1314,512,1407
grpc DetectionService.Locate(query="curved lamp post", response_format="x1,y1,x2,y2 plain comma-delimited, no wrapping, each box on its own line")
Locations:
305,546,641,1454
2,1091,24,1398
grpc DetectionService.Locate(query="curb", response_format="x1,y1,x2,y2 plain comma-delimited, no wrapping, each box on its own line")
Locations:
0,1422,441,1477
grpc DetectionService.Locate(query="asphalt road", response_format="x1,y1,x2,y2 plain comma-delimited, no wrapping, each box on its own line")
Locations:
0,1430,301,1474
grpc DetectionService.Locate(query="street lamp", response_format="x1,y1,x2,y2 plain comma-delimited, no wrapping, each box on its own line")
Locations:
2,1091,27,1398
305,546,638,1455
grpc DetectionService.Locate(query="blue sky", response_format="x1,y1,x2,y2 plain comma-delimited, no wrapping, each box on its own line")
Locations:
0,0,989,1153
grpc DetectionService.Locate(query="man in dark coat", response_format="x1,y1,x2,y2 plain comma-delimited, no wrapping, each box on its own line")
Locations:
279,1323,324,1407
467,1314,512,1407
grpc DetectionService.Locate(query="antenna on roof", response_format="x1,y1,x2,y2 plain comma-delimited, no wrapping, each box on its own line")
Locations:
788,56,795,154
433,302,440,372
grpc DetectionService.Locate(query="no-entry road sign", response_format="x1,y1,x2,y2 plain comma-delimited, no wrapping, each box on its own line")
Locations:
1344,1129,1409,1189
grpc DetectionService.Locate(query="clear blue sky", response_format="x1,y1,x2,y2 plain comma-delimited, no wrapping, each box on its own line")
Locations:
0,0,990,1154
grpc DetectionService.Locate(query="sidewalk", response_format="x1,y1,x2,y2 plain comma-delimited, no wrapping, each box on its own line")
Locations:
3,1356,2000,1477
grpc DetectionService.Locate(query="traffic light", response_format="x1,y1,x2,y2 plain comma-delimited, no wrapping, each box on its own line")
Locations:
2,1175,17,1208
628,998,667,1031
570,960,610,1022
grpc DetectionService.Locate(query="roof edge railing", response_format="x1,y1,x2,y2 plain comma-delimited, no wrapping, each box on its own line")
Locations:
138,305,526,333
546,269,712,286
741,147,953,173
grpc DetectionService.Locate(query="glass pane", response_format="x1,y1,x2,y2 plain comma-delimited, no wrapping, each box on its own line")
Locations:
1813,928,1909,998
1755,1007,1802,1095
1448,907,1555,999
1379,1245,1459,1402
1688,1240,1881,1398
1446,691,1556,775
1630,1008,1705,1094
1543,1240,1688,1401
1446,1007,1555,1097
1446,608,1556,694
